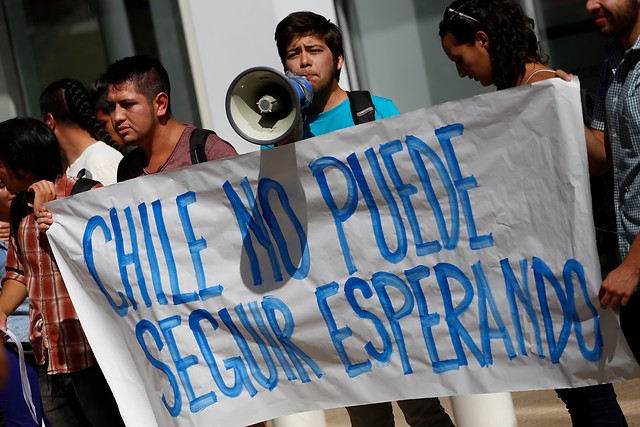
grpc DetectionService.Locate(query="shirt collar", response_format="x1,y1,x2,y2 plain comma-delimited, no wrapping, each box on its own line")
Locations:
605,39,625,71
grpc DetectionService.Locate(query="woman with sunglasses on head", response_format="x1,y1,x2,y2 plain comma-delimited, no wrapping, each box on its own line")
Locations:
440,0,555,89
439,1,628,426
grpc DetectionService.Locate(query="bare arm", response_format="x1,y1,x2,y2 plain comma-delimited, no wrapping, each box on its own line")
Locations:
585,127,611,175
0,279,28,333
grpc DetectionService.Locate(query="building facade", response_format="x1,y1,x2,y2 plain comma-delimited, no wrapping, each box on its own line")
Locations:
0,0,604,154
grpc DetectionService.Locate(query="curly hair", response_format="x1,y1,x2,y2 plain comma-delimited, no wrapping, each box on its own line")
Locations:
439,0,547,90
40,78,120,150
275,11,344,81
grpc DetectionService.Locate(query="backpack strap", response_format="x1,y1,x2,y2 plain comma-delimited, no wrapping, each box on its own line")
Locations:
347,90,376,125
190,128,216,165
71,177,100,195
117,147,146,182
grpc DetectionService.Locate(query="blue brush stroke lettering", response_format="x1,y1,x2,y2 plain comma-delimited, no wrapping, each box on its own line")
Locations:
257,178,310,280
347,150,407,264
434,124,493,250
308,156,359,274
223,178,282,285
136,320,182,416
371,272,415,374
345,277,392,367
83,215,129,316
262,297,324,382
176,192,222,300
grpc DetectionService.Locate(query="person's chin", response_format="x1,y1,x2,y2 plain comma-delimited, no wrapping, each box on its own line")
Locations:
122,137,139,147
597,27,613,37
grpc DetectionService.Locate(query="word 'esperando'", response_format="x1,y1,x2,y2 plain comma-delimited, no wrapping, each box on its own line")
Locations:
134,256,599,416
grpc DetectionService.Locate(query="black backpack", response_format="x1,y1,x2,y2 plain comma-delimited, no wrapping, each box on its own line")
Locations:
72,169,100,194
347,90,376,125
70,177,100,195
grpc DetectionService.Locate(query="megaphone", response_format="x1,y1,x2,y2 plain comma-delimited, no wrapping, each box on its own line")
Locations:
226,67,313,146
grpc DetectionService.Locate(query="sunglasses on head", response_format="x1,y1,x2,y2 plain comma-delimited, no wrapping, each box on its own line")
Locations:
443,7,480,25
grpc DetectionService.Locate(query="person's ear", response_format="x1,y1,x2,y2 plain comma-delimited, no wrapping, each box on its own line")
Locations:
154,92,170,118
336,54,344,73
43,113,55,131
476,31,489,49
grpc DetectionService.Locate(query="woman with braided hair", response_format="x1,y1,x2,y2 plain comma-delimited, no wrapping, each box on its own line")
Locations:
40,78,122,185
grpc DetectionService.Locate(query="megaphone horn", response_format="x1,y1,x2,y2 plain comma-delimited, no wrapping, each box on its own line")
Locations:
225,67,313,146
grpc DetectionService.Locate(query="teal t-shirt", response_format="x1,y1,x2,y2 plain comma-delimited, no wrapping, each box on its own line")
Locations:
261,94,400,149
303,95,400,138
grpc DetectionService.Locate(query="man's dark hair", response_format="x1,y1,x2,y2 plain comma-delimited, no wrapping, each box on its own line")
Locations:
275,11,344,80
40,78,118,149
102,55,172,114
439,0,547,90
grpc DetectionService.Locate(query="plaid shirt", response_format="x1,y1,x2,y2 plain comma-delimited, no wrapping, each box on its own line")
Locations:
3,175,98,374
591,36,640,259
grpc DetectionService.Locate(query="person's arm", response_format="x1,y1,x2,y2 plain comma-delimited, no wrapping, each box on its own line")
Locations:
600,234,640,308
585,127,611,175
0,279,28,333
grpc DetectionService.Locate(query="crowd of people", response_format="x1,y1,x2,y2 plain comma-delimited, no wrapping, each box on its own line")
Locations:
0,0,638,425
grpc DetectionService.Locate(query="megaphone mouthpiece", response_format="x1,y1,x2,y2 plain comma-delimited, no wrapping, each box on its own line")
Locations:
286,72,314,110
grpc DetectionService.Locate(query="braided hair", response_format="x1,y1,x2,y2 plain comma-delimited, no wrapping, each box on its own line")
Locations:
439,0,547,90
40,78,120,150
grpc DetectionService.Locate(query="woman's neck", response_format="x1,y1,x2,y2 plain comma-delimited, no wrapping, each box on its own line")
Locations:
516,63,539,87
516,62,553,87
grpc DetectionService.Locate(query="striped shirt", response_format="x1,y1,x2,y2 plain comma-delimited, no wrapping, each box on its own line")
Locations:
3,175,99,374
591,36,640,259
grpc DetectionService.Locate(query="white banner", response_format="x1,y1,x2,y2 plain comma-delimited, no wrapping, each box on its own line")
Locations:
46,79,639,426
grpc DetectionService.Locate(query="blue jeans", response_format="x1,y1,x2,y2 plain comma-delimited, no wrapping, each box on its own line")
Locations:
556,383,627,426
